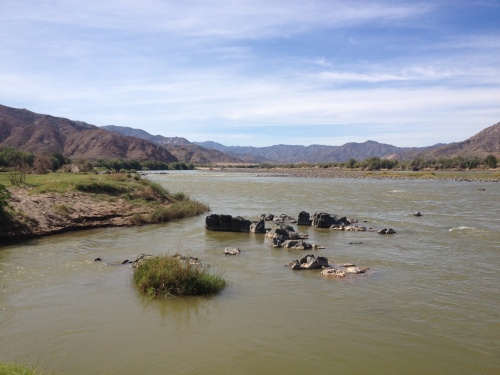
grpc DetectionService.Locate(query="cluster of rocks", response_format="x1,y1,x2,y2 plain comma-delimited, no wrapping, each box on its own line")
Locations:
289,254,369,278
264,223,325,249
294,211,350,228
205,214,266,233
262,213,296,223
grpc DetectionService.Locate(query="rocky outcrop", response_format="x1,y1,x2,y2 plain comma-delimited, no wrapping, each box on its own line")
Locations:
291,254,329,270
312,212,350,228
205,214,266,233
266,223,310,247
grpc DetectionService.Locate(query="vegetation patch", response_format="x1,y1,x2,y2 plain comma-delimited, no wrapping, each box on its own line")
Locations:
133,255,226,297
74,180,129,195
148,197,209,223
0,361,45,375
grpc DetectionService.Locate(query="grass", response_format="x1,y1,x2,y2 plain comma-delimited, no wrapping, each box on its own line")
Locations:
148,197,210,223
133,254,226,298
0,362,45,375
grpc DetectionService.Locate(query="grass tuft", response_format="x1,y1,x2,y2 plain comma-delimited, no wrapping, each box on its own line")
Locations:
133,254,226,297
0,362,45,374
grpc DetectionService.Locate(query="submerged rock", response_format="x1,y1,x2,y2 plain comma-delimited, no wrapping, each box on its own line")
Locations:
282,240,314,250
223,247,241,255
321,263,369,277
378,228,396,234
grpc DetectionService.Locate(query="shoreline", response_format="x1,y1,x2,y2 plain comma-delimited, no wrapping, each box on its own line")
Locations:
201,167,500,182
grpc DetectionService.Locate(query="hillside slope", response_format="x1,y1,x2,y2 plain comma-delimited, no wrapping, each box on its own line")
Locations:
0,105,177,162
421,122,500,159
102,125,242,164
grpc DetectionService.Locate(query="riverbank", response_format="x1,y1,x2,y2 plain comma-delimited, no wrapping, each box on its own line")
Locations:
202,167,500,182
0,172,209,242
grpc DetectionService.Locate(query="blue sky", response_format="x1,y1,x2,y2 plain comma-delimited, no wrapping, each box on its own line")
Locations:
1,0,499,147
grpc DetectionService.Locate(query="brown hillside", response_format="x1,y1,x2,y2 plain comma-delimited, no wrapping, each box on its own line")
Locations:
425,122,500,159
0,105,177,162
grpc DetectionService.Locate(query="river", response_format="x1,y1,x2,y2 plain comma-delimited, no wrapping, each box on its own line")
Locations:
1,171,499,374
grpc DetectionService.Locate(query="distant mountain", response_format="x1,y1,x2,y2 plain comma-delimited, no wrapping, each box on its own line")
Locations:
194,140,441,163
419,122,500,159
0,105,177,162
102,125,242,164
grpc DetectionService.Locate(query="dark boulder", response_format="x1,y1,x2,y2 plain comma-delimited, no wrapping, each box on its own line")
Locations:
312,213,350,228
205,214,266,233
291,254,329,270
297,211,312,226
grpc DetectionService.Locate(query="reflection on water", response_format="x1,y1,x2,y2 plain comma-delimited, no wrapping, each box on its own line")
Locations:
136,290,223,330
0,171,499,374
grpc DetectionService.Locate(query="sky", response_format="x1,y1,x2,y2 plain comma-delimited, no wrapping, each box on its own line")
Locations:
1,0,499,147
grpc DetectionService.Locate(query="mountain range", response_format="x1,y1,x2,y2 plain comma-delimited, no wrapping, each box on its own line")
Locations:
1,104,498,164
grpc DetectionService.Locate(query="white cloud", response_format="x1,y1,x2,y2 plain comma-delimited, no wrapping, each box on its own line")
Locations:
0,0,499,148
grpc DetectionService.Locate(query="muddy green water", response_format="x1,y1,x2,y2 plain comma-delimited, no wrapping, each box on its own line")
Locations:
1,171,499,374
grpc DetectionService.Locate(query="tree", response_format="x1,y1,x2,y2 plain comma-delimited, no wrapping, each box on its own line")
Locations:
484,154,498,168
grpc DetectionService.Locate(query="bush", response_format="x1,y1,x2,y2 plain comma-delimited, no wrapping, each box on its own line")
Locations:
0,184,10,209
133,255,226,297
484,154,498,168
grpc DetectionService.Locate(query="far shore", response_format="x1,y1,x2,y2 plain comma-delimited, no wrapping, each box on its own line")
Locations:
200,166,500,182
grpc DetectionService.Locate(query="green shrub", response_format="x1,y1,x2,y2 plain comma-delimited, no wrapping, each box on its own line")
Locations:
133,255,226,297
484,154,498,168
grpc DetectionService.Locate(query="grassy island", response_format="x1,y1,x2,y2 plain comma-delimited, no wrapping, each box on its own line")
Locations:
133,254,226,297
0,172,210,241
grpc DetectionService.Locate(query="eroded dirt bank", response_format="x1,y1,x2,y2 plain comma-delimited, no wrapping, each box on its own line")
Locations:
0,188,157,241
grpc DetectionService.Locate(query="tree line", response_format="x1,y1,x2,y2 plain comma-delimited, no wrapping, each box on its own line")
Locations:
0,146,497,174
258,154,498,170
0,147,194,173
